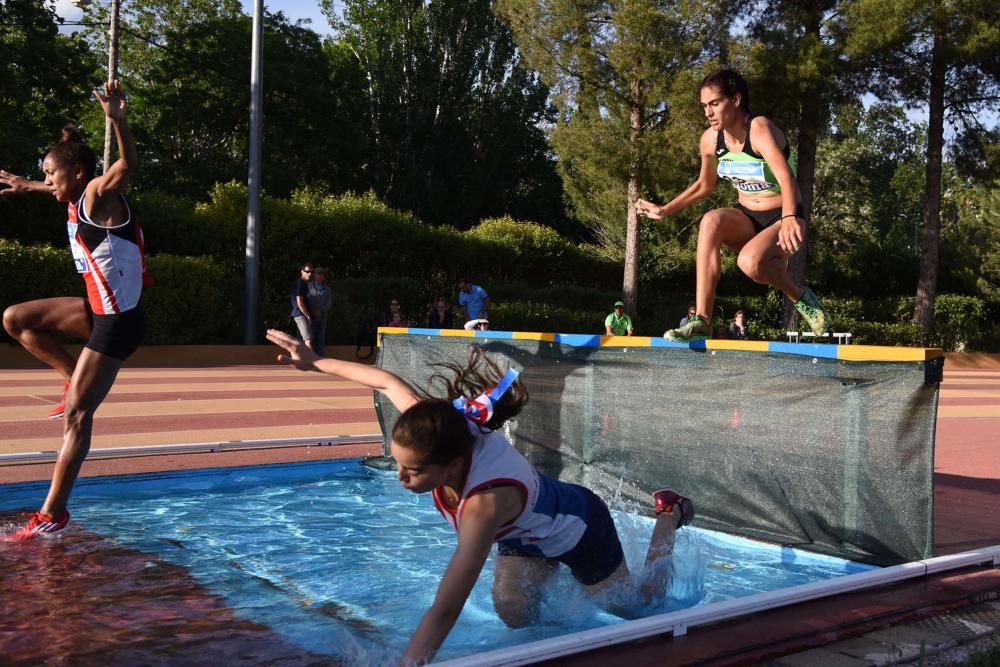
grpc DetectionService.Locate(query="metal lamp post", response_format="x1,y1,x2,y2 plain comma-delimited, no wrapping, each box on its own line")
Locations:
244,0,264,344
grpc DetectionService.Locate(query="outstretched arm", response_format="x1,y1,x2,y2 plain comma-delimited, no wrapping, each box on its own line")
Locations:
0,170,52,196
401,489,517,665
266,329,419,412
88,80,137,199
636,129,719,220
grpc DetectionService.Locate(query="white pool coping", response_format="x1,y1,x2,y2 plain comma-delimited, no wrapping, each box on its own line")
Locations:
436,546,1000,667
0,433,383,463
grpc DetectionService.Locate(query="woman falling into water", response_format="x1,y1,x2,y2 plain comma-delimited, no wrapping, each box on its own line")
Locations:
266,329,695,665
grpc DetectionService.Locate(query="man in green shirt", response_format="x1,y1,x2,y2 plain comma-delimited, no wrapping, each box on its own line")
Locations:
604,301,634,336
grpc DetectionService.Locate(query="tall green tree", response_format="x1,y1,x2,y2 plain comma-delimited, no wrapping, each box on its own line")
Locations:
809,103,930,294
844,0,1000,339
744,0,869,327
0,0,98,244
325,0,565,230
497,0,732,312
78,0,368,199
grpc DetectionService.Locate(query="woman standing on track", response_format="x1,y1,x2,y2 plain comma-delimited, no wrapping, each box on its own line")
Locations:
0,81,150,541
266,329,694,665
636,69,830,342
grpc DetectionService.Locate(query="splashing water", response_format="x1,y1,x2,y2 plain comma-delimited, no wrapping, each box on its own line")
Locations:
0,459,871,665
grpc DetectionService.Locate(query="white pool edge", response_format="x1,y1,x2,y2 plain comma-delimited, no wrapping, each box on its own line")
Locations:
0,433,383,463
437,546,1000,667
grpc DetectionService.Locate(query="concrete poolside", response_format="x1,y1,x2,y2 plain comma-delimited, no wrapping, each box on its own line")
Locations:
0,345,997,665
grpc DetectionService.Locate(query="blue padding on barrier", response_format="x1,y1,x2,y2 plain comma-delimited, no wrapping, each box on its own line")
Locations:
649,338,692,348
554,334,602,347
407,328,441,336
475,330,514,339
767,342,839,359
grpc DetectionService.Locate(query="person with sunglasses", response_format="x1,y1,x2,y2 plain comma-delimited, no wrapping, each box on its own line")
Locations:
290,263,314,349
383,298,408,328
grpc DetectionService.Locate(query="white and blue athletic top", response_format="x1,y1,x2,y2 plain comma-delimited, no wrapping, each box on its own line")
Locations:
431,427,590,557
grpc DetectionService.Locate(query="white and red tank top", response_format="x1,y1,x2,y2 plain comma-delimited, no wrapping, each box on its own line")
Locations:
432,428,589,557
67,191,151,315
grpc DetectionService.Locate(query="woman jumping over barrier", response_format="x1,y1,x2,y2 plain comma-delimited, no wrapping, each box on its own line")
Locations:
265,329,694,665
636,69,830,342
0,81,149,541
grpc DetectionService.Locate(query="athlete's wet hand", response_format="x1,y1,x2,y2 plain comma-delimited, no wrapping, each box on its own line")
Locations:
777,217,803,255
94,80,128,121
266,328,319,371
635,198,666,220
0,170,32,195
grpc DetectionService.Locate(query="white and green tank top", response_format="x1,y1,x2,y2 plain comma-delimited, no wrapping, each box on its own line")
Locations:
715,116,796,195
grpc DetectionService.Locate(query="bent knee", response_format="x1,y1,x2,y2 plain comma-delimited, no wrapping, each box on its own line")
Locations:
737,251,767,282
698,210,727,236
3,305,24,336
495,603,535,629
492,591,539,629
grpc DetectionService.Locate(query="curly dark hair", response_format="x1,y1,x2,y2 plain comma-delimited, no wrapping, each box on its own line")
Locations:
46,123,97,180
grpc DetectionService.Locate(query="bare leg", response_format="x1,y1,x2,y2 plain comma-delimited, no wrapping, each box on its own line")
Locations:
3,297,91,379
694,209,756,323
736,222,805,301
492,554,560,628
40,347,123,517
584,507,682,619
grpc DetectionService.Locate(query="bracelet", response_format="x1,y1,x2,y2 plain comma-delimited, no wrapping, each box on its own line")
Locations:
780,214,798,221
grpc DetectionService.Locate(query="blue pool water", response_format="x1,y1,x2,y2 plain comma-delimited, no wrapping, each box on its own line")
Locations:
0,460,875,664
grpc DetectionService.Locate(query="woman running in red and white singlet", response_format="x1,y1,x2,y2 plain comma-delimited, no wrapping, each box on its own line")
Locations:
0,80,150,541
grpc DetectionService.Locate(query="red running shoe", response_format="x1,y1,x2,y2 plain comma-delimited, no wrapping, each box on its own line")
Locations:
653,490,695,528
48,380,70,420
8,510,71,542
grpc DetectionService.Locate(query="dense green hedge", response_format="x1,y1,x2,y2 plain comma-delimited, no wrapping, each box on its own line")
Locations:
3,184,995,350
702,293,989,349
0,240,236,344
135,182,619,291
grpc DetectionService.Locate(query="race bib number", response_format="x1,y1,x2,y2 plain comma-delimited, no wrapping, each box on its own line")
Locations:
718,160,773,193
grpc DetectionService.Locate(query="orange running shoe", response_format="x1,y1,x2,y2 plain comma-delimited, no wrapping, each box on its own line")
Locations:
48,380,70,420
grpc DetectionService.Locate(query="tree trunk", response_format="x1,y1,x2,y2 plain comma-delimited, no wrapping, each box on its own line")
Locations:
623,85,643,314
783,12,822,332
913,32,946,340
784,101,820,331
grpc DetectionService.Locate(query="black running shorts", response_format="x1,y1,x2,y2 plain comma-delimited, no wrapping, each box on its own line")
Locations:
735,202,806,234
85,302,146,361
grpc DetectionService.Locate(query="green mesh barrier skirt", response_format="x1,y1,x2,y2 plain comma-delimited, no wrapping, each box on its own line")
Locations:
375,332,942,566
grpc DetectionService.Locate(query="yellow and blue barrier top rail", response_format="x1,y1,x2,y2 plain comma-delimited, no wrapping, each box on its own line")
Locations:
377,327,943,363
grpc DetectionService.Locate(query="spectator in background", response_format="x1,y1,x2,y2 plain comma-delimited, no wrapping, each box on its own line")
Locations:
679,304,696,328
291,263,314,350
463,318,490,331
729,309,749,340
605,301,634,336
382,298,408,328
458,278,491,321
426,297,455,329
307,266,333,356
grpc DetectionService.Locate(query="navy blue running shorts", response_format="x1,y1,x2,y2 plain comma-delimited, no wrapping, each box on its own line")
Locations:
497,485,625,587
